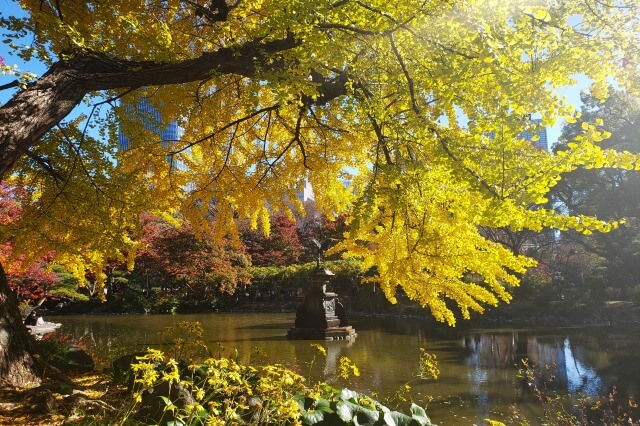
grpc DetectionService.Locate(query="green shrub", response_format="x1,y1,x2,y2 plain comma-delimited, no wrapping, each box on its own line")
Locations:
35,333,71,365
250,259,365,292
49,264,89,301
124,349,434,425
116,322,436,425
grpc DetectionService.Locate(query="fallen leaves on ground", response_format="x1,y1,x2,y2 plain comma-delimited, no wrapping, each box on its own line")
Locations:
0,372,127,425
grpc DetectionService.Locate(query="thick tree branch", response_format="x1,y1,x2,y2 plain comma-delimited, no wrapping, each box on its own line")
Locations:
0,80,20,91
0,32,352,181
79,34,300,91
389,33,420,114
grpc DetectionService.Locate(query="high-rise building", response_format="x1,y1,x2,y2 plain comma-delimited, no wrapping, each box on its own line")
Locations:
485,117,549,151
296,179,315,204
518,118,548,151
118,97,186,171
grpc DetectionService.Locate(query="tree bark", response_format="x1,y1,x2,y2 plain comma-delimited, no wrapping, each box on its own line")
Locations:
0,262,41,387
0,59,88,180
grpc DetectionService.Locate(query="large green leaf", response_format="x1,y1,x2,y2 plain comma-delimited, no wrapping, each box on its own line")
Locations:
301,398,334,425
409,404,432,426
314,398,333,413
382,411,414,426
378,410,436,426
294,391,308,410
302,409,326,424
336,400,358,422
340,388,360,402
373,400,391,414
336,400,380,425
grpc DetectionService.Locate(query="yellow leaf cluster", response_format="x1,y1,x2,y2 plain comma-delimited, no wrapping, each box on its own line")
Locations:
4,0,640,321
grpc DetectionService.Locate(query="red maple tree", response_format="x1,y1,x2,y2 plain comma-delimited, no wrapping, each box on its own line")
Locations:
240,212,303,266
132,213,251,299
0,183,57,302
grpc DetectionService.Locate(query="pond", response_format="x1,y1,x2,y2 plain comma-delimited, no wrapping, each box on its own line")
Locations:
47,313,640,425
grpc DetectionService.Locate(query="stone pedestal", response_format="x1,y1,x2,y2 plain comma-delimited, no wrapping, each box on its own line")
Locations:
287,266,357,340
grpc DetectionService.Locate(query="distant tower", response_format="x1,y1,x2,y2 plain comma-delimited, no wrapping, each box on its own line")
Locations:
296,179,315,204
518,117,548,151
117,97,186,170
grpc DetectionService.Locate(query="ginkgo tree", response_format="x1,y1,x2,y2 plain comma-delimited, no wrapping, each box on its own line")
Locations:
1,0,640,386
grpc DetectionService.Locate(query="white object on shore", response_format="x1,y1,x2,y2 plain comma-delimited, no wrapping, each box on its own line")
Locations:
27,319,62,337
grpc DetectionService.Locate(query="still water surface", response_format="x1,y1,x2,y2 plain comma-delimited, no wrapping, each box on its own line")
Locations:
48,313,640,425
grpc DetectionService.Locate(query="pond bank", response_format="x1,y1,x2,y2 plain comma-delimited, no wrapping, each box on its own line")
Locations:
44,295,640,328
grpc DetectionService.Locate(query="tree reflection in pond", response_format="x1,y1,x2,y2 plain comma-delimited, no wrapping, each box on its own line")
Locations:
462,333,604,396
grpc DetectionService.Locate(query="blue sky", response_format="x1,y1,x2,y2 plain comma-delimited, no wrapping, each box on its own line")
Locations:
1,0,585,150
0,0,47,103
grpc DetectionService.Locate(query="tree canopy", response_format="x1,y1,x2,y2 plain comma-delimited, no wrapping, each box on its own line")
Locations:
135,212,252,298
2,0,640,329
552,90,640,296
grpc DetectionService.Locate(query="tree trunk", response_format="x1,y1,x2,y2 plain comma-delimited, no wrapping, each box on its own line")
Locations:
0,262,41,387
0,59,88,179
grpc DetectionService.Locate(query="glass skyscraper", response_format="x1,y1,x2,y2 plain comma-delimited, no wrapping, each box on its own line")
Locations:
486,117,548,151
518,118,548,151
117,97,186,170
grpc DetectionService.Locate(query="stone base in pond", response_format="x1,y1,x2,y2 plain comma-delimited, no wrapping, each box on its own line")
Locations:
287,326,357,341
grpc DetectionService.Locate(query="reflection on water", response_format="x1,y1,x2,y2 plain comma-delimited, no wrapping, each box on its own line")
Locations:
462,333,604,396
562,338,602,396
48,314,640,425
455,332,612,423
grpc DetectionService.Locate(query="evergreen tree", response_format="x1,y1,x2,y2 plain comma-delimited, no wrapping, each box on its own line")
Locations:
553,90,640,299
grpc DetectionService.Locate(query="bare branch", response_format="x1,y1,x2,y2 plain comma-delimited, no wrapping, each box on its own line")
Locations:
0,80,20,92
435,129,501,198
168,104,280,155
389,33,420,115
369,115,393,166
257,106,308,185
25,151,64,183
355,1,398,24
317,23,377,35
354,81,394,166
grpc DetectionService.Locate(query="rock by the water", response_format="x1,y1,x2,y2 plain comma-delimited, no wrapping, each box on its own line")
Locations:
112,352,148,389
26,321,61,337
65,346,95,371
135,381,196,425
49,345,95,373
